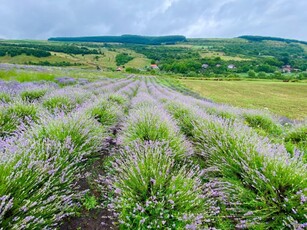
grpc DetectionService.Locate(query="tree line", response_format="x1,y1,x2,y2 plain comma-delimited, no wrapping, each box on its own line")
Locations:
0,42,100,55
48,35,187,45
0,46,51,57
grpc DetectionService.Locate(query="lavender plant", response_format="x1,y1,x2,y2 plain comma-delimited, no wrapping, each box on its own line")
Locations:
42,88,93,113
1,76,305,230
284,123,307,162
0,112,105,229
0,92,11,103
107,94,127,106
121,104,191,159
242,112,283,136
104,142,207,229
162,100,307,229
0,101,40,137
29,113,105,157
20,89,47,102
86,98,124,127
194,117,307,228
0,142,83,229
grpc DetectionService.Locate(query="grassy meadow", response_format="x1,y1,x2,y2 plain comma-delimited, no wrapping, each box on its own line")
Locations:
181,79,307,120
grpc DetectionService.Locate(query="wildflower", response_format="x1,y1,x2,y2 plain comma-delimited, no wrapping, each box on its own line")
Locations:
140,218,146,224
244,211,254,216
186,223,197,230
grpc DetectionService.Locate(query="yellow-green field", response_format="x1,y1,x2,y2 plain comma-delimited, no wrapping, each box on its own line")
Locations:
170,44,250,61
199,51,250,61
181,79,307,120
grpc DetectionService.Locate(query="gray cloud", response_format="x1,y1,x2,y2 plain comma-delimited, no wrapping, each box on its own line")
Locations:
0,0,306,40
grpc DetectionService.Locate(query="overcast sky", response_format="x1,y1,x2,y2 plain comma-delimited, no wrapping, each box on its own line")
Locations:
0,0,306,41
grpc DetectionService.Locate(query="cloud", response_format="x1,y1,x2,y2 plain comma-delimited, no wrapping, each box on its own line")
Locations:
0,0,306,41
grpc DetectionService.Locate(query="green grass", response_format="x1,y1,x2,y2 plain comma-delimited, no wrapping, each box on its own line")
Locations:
0,69,55,82
82,194,98,211
0,67,124,84
181,79,307,120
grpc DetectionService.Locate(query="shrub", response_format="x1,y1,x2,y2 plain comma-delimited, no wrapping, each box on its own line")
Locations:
193,118,307,228
121,105,191,159
0,102,39,137
30,113,105,156
43,96,73,113
205,106,237,121
87,99,123,127
105,142,207,229
42,88,92,113
0,143,81,229
284,124,307,162
243,113,283,135
285,124,307,144
165,102,307,229
20,89,47,102
107,94,127,105
0,92,11,103
0,113,105,228
166,102,199,138
82,194,98,211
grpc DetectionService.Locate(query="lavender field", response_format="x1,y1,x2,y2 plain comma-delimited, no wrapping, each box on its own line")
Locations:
0,76,306,229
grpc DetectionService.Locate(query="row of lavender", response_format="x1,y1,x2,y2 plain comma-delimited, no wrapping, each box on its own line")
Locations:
146,78,306,229
0,78,138,229
99,82,210,229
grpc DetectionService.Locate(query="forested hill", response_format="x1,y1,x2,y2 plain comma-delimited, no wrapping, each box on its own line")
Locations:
48,35,187,45
239,35,307,45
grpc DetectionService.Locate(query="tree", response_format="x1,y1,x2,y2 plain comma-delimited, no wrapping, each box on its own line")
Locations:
248,70,256,78
273,71,282,79
256,64,276,73
257,72,267,79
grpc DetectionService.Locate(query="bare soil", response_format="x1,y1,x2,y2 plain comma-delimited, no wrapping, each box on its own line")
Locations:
60,125,121,230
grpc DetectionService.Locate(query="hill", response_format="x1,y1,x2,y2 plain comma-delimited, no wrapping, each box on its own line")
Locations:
0,35,306,80
238,35,307,45
48,34,187,45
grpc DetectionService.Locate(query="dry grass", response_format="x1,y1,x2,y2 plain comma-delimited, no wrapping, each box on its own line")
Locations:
181,79,307,120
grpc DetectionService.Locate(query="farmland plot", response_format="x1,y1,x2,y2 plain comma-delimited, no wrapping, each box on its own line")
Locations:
0,75,306,229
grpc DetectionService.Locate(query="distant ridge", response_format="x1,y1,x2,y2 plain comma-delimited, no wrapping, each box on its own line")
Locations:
238,35,307,45
48,34,187,45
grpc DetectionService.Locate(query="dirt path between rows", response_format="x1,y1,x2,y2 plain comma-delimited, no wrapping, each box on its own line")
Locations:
60,126,121,230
